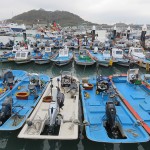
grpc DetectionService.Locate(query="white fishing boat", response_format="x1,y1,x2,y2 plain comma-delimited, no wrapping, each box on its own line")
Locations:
112,48,134,66
8,23,26,32
50,46,73,66
18,71,79,140
124,47,150,69
14,51,32,64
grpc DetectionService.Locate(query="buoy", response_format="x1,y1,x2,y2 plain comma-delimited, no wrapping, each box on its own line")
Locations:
96,90,99,95
109,59,113,66
18,86,21,90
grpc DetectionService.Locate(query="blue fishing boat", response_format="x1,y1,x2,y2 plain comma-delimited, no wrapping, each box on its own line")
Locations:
80,75,149,143
0,73,50,130
74,50,95,66
111,69,150,135
32,47,54,64
0,69,27,98
88,49,112,67
0,51,15,62
50,46,73,66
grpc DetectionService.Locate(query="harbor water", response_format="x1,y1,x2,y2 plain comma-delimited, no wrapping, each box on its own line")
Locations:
0,31,150,150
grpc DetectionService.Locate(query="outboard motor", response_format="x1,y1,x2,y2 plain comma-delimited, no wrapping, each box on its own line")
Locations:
3,70,14,87
106,101,117,137
48,87,63,134
0,97,13,126
28,75,40,98
61,75,71,87
96,76,109,93
48,102,60,134
67,79,78,97
28,84,37,99
30,75,40,87
57,87,65,110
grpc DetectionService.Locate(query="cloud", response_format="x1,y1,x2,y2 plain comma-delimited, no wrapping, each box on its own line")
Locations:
0,0,150,24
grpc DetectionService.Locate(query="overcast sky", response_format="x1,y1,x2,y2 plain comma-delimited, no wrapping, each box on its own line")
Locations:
0,0,150,24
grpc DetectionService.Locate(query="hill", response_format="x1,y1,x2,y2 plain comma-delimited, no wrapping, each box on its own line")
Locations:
7,9,96,27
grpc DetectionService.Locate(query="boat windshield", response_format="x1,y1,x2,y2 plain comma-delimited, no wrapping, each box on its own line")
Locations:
61,71,71,77
103,51,110,54
134,49,143,53
16,52,21,57
21,53,26,58
116,51,122,54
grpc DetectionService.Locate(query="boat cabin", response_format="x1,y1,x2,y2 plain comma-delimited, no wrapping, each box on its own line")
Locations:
93,39,100,47
103,50,111,59
115,40,127,48
127,69,141,84
112,48,123,59
143,74,150,85
15,51,31,60
45,47,52,55
59,47,69,57
128,47,145,60
61,71,72,87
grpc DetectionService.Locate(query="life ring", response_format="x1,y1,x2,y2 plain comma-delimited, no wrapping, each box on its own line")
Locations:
16,92,29,100
43,96,52,102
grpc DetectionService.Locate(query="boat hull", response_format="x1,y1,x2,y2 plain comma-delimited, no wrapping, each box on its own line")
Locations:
80,77,150,143
111,75,150,135
14,59,31,64
34,59,51,64
18,76,79,139
0,74,50,130
54,59,72,66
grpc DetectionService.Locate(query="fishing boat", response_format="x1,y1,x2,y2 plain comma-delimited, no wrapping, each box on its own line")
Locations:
0,73,50,130
88,48,112,67
32,47,53,64
111,69,150,136
140,74,150,92
80,75,149,143
50,46,73,66
12,44,33,54
124,47,150,69
112,48,134,67
74,49,95,66
0,69,27,98
14,51,32,64
18,71,79,140
0,51,15,63
8,23,26,32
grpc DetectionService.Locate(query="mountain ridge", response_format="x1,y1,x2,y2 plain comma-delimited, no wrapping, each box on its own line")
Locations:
7,9,98,27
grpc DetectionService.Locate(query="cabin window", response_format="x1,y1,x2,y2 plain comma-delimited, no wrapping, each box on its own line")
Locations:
116,51,122,54
21,53,26,57
104,51,110,54
16,53,20,57
134,49,143,53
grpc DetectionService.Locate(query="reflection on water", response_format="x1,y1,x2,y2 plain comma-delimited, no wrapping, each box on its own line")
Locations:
0,61,149,150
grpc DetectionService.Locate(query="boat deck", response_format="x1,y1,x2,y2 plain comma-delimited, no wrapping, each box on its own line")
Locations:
80,78,149,143
18,76,79,140
113,77,150,127
0,74,49,130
